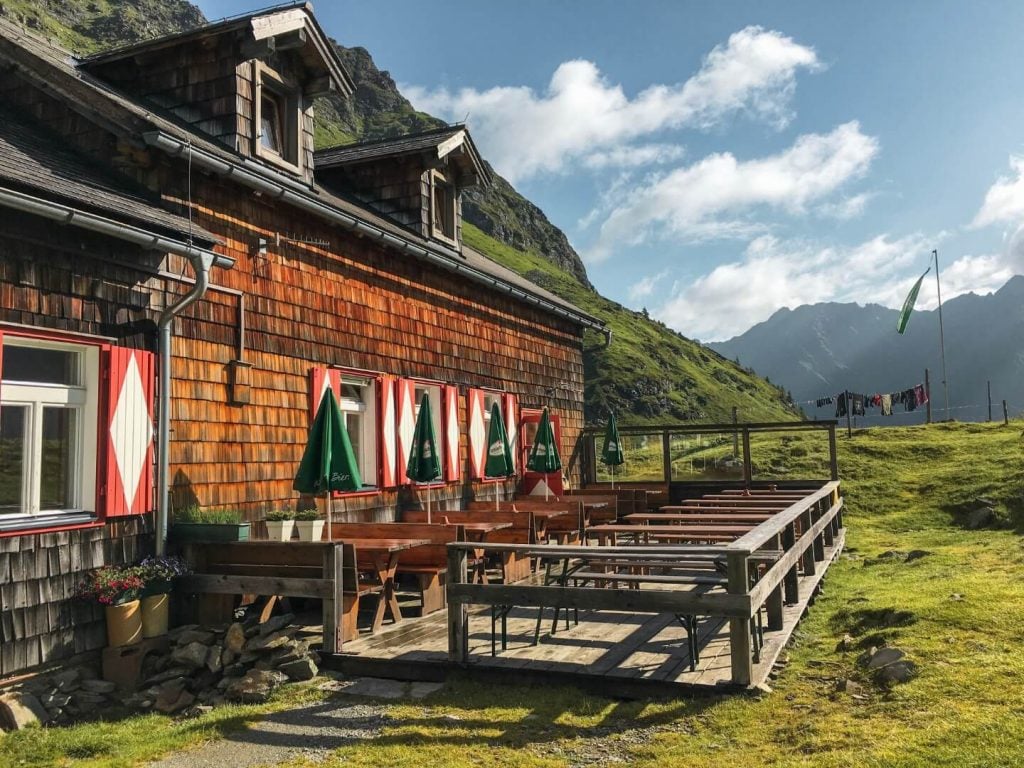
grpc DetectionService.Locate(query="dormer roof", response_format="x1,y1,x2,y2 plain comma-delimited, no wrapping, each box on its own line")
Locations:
80,2,353,98
315,125,491,188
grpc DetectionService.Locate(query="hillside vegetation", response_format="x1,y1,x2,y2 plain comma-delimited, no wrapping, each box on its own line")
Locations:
0,0,799,426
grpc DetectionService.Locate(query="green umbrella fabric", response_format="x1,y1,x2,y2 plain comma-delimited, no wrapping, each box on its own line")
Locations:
293,388,363,494
601,413,624,466
526,407,562,473
406,392,442,483
484,401,515,478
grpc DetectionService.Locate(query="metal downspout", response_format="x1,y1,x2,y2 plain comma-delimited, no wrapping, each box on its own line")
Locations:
155,252,216,554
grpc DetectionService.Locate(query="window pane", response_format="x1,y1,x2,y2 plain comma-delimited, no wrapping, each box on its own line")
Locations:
341,383,362,403
345,412,362,476
0,405,27,514
260,94,283,152
39,408,77,511
2,345,79,385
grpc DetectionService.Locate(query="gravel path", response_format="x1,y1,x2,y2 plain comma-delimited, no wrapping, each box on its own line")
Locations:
147,699,387,768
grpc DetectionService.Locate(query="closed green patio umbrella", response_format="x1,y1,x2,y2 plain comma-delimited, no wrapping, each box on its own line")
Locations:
526,406,561,500
601,413,624,489
293,387,363,541
485,401,515,510
407,392,442,522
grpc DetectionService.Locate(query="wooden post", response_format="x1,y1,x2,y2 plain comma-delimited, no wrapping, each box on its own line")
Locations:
925,369,932,424
827,424,839,481
322,544,343,654
661,430,673,484
741,428,752,488
727,550,753,686
800,508,816,576
782,522,799,605
1003,400,1009,426
845,391,852,438
732,406,739,458
812,500,826,562
987,380,992,422
447,546,469,663
766,535,784,631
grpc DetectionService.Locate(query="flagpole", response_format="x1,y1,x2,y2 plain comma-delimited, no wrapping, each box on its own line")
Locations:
933,249,950,421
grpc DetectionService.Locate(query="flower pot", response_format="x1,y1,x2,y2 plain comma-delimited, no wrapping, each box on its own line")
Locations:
295,520,324,542
265,520,295,542
169,522,250,543
105,599,143,647
142,579,173,597
141,593,169,638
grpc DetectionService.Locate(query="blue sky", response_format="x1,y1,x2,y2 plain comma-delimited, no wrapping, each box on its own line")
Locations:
200,0,1024,340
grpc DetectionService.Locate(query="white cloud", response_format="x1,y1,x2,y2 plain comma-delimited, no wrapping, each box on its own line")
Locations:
655,233,928,341
972,156,1024,228
587,121,879,262
818,192,873,220
627,269,670,302
582,144,686,170
405,26,819,182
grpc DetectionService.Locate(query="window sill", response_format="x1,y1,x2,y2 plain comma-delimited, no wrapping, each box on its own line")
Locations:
0,512,102,538
475,476,519,485
329,488,381,499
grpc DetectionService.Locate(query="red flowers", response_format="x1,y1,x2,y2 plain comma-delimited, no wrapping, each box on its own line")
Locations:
75,566,145,606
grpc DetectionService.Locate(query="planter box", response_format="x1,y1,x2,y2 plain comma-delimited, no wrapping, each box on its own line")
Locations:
295,520,324,542
265,520,295,542
169,522,250,544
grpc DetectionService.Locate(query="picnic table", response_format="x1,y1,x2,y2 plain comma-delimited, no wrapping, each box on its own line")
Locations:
452,521,513,542
585,524,749,546
624,512,774,524
345,537,430,631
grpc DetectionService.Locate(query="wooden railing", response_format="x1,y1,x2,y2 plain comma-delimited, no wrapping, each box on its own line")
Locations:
445,481,843,686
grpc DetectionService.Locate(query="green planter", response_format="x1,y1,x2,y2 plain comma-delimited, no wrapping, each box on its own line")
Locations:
169,522,250,544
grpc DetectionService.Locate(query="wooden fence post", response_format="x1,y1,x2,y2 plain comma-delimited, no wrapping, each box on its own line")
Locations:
447,545,469,663
662,430,673,484
827,424,839,481
727,550,753,686
741,428,752,488
1003,400,1009,426
322,544,343,654
925,369,932,424
988,380,992,422
845,391,853,438
732,406,739,458
782,522,799,605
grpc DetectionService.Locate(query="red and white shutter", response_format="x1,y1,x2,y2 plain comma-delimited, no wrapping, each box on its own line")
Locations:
102,346,156,517
504,393,519,475
309,367,341,420
467,388,486,479
379,375,397,487
395,378,416,483
443,384,460,481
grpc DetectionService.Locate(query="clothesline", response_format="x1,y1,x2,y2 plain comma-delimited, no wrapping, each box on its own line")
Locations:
803,383,929,418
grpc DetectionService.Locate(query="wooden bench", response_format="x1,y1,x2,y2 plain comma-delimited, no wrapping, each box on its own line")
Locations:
408,509,536,582
564,489,647,520
582,483,669,511
468,500,585,544
179,541,369,652
328,522,465,616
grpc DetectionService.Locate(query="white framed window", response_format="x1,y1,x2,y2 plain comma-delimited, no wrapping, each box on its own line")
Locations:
253,62,302,172
338,373,378,488
0,337,99,519
430,171,457,246
412,382,444,483
482,391,502,427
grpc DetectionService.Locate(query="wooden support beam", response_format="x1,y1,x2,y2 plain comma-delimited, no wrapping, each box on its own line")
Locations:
782,522,799,605
447,546,469,663
322,545,343,654
727,550,753,686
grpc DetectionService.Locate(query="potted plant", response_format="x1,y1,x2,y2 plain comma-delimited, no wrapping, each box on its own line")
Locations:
265,509,295,542
137,555,190,638
76,566,145,647
293,507,324,542
169,505,250,543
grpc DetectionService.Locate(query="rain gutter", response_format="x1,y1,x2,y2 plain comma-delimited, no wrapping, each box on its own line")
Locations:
141,130,607,334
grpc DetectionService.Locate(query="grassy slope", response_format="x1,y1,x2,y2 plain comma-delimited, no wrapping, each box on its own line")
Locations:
463,224,800,425
6,422,1023,767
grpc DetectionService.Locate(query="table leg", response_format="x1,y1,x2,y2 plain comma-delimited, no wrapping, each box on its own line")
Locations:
371,552,402,632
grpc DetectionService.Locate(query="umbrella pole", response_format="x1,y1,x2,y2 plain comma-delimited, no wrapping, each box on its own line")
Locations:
611,463,615,490
545,473,549,501
426,486,431,525
326,492,333,542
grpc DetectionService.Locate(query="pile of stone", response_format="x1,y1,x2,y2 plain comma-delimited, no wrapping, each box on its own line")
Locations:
0,614,320,730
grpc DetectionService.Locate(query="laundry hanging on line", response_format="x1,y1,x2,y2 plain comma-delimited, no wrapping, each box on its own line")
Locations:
826,383,929,417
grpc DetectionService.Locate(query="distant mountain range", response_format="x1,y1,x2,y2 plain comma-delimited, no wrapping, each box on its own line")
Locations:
710,276,1024,424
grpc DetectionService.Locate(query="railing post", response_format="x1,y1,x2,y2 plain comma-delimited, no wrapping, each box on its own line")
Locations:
766,535,785,631
782,522,799,605
827,424,839,481
812,500,826,561
447,545,469,663
662,430,673,484
322,543,343,654
741,428,752,488
800,508,816,576
727,550,753,686
587,433,598,486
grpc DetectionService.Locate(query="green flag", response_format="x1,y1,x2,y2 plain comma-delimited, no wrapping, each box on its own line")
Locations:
601,413,624,467
406,393,442,483
526,407,562,474
484,402,515,478
897,268,930,334
293,387,363,495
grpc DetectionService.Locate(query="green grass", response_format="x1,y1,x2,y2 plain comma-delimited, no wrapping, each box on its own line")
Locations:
9,422,1024,767
463,224,800,426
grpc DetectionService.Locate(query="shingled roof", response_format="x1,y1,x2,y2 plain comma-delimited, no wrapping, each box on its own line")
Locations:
0,104,217,245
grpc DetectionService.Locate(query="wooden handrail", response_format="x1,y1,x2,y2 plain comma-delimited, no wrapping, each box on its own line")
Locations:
726,481,839,555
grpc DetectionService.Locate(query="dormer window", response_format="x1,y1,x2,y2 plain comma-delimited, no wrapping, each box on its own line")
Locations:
431,171,457,246
253,62,302,173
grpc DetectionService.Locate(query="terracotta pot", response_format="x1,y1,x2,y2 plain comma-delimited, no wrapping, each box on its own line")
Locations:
265,520,295,542
105,599,143,647
141,593,169,638
295,520,324,542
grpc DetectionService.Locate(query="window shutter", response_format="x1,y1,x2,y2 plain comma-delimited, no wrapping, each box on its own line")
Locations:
102,346,156,517
443,384,460,481
395,378,416,484
504,393,519,475
309,367,340,420
0,329,4,402
467,388,486,479
379,375,397,487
